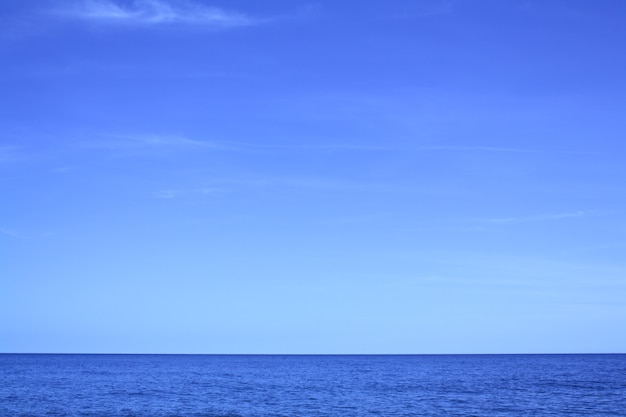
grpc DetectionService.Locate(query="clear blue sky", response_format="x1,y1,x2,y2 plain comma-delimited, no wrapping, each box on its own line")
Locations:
1,0,624,354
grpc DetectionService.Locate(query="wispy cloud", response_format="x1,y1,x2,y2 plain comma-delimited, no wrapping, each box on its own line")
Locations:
119,134,219,148
56,0,258,28
85,134,398,154
0,145,27,165
416,145,539,153
218,142,398,152
235,143,549,154
390,0,454,19
84,132,563,156
207,176,397,192
153,187,221,199
51,166,75,173
152,176,399,200
0,146,14,163
84,134,238,151
265,143,601,156
0,227,27,240
154,189,179,199
480,210,595,225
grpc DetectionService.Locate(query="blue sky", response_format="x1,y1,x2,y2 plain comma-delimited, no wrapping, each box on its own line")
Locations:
1,0,625,354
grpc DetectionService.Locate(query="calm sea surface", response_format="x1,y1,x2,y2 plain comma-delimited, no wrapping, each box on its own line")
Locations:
1,354,624,416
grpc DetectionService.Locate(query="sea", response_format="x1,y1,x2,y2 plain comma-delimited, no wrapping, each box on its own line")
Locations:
1,354,624,417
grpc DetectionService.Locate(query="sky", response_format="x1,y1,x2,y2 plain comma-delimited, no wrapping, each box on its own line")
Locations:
1,0,625,354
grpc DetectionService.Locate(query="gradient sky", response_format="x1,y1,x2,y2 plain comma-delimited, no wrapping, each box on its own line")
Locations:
1,0,625,354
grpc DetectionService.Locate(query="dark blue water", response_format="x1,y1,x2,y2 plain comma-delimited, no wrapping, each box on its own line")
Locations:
1,354,624,416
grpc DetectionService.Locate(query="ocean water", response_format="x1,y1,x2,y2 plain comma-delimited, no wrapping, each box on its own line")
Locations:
0,354,624,417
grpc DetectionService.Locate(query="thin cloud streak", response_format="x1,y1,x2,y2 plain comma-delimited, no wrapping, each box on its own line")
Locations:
481,211,592,225
153,187,221,199
417,146,603,155
0,145,21,163
83,134,239,151
86,134,397,153
0,145,36,166
56,0,258,28
390,0,454,19
0,227,27,240
83,133,593,156
207,176,399,192
417,145,539,153
151,176,401,199
219,143,552,154
0,148,12,163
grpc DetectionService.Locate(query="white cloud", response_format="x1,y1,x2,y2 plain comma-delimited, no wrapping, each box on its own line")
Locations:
83,132,565,157
154,189,180,199
153,187,222,199
417,145,539,153
84,134,238,151
0,146,13,162
206,176,402,193
0,227,27,240
119,134,216,148
59,0,258,28
391,0,454,19
0,145,26,164
482,211,590,225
